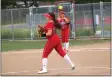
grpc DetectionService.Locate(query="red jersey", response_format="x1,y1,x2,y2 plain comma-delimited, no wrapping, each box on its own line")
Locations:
57,17,70,30
44,21,57,40
57,17,70,43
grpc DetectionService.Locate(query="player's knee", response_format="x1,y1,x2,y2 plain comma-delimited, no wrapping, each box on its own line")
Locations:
62,39,65,43
65,40,69,42
42,54,48,58
61,53,66,57
59,51,66,57
42,52,48,58
62,40,65,43
64,39,68,42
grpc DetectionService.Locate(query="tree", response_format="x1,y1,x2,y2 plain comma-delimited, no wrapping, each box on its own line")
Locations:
1,0,17,9
20,0,39,7
1,0,111,9
1,0,40,9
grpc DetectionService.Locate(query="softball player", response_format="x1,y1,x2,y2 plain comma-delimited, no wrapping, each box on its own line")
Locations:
38,12,75,74
57,10,70,52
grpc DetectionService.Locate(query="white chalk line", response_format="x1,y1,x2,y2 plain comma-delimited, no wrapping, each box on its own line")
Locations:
2,48,110,54
1,66,111,75
69,48,110,52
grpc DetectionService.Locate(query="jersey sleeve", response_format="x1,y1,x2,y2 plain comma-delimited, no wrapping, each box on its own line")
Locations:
46,22,53,30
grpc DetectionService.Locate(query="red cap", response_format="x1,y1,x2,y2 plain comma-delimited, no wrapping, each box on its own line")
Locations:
43,13,52,19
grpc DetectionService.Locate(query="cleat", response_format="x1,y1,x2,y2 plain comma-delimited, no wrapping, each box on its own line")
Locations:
66,49,69,52
38,69,47,74
72,66,75,70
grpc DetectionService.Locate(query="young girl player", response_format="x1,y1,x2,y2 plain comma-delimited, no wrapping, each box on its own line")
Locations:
38,12,75,74
57,10,70,52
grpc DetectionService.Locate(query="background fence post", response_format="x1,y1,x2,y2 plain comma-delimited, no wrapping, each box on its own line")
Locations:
29,7,33,40
11,9,14,40
49,6,52,12
71,0,76,39
91,3,96,33
100,1,104,38
84,11,86,27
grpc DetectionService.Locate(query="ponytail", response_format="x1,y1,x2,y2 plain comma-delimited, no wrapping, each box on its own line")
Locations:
48,12,62,29
52,18,62,29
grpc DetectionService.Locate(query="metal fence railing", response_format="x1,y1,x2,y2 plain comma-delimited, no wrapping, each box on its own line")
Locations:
1,2,111,40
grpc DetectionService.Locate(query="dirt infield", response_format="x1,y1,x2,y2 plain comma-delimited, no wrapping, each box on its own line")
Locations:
1,42,110,76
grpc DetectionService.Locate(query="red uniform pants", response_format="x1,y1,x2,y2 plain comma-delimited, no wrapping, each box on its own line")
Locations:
42,34,66,58
61,28,69,43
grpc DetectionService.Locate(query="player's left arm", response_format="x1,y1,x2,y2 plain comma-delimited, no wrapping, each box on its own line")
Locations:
46,29,52,36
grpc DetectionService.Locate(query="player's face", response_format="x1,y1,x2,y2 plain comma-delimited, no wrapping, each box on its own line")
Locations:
45,17,52,21
60,13,65,18
44,13,52,22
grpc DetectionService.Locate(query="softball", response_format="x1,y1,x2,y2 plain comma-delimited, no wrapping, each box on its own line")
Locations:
58,5,63,10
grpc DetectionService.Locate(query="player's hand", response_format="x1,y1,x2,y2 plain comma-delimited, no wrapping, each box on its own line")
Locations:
63,17,70,23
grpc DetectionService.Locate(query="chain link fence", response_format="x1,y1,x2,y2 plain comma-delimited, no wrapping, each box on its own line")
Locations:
1,2,111,40
75,2,111,38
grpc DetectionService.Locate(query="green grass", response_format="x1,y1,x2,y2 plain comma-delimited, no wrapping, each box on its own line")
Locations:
1,40,46,51
1,28,94,39
1,19,26,25
75,28,94,36
96,25,110,31
1,29,12,39
1,25,110,39
1,39,109,52
1,29,38,39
